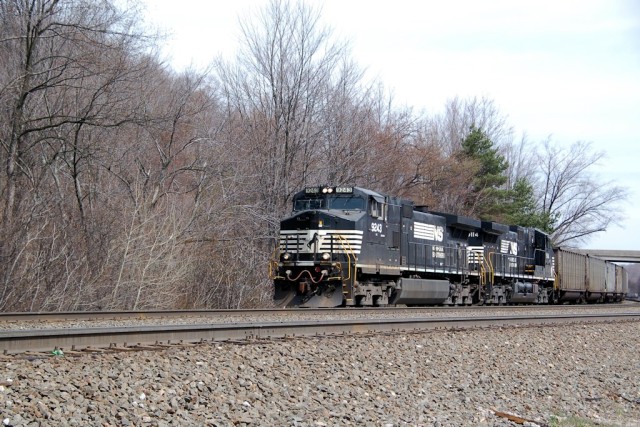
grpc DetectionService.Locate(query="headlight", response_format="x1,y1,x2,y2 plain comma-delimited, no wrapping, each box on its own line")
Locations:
321,252,331,261
282,253,291,260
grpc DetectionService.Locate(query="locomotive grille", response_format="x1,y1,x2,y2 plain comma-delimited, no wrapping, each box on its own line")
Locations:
467,246,485,264
279,230,363,254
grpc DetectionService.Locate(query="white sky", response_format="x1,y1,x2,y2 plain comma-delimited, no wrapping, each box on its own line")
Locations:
142,0,640,250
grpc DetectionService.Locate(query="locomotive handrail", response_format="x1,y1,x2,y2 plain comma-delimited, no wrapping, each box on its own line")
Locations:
487,251,496,284
333,234,358,302
406,241,470,277
268,245,284,280
468,247,487,288
479,258,487,289
448,244,467,276
333,234,357,283
491,252,538,278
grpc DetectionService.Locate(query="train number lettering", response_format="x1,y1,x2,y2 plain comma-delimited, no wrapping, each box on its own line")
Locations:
370,222,383,233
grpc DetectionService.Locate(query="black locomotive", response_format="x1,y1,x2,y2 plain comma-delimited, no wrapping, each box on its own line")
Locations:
271,186,561,307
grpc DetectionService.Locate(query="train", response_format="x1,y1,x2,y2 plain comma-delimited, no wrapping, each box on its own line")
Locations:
270,186,628,307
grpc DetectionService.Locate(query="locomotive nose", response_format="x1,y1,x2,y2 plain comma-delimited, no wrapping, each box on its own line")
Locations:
294,211,325,229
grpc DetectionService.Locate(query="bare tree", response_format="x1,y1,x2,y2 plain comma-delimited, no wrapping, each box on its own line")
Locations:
409,96,516,216
0,0,152,223
0,0,159,310
312,57,375,185
428,96,513,156
217,0,349,226
0,0,275,311
536,139,628,246
395,132,478,214
502,132,537,188
201,0,359,308
105,180,196,310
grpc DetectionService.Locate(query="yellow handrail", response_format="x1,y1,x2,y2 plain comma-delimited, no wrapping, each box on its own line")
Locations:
268,244,284,280
487,252,495,284
333,234,357,283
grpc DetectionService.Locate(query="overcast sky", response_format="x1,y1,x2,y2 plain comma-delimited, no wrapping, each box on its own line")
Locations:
142,0,640,250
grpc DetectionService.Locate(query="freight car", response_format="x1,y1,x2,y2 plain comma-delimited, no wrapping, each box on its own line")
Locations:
553,248,628,303
270,186,627,307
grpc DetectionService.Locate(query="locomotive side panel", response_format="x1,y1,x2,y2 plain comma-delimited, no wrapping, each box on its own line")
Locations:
492,228,518,278
406,211,449,274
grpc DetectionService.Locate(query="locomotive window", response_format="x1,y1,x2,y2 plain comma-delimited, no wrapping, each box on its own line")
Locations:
294,196,364,211
369,198,386,220
294,198,325,211
329,196,364,211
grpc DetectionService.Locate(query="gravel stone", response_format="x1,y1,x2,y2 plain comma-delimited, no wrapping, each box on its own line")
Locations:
1,319,639,426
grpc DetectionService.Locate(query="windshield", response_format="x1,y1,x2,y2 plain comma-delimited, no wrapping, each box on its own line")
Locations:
293,195,364,211
294,198,325,211
329,195,365,210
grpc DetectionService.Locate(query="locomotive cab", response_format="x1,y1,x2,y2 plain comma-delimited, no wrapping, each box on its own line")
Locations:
273,186,384,307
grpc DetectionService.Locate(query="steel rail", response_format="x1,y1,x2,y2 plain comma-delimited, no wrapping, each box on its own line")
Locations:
0,303,634,323
0,309,293,322
1,313,638,355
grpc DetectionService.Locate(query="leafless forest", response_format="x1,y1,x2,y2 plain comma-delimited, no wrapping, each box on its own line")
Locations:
0,0,628,311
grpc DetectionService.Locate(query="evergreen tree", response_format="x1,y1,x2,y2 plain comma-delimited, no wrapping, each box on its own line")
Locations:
460,126,509,220
504,178,555,233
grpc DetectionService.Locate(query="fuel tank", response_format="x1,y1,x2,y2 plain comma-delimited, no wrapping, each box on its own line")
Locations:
390,278,450,305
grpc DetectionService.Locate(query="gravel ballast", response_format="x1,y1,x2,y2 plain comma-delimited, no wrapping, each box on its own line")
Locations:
1,321,639,426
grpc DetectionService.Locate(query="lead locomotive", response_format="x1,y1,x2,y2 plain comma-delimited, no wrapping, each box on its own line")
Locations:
270,186,557,307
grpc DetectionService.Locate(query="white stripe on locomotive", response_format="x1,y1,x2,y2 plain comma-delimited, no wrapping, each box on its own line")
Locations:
413,222,444,241
279,229,363,254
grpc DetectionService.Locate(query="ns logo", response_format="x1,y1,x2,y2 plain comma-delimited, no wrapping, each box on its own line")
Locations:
434,226,444,242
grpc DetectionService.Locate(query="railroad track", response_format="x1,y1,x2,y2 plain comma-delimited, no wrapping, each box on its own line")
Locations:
0,302,635,323
2,312,639,355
